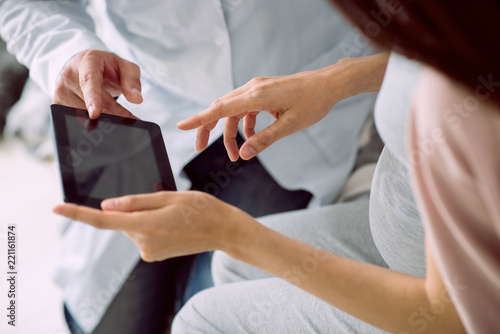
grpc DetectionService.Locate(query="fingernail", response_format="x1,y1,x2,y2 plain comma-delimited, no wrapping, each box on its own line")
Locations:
131,87,142,97
88,105,95,119
240,146,255,160
102,199,116,210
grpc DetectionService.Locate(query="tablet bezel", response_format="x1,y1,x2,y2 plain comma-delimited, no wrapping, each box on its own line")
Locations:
51,104,177,209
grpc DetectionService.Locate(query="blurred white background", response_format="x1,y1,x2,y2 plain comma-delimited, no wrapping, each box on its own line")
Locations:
0,136,69,334
0,1,106,333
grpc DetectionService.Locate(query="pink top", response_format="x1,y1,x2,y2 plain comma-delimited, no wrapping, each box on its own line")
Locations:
408,67,500,333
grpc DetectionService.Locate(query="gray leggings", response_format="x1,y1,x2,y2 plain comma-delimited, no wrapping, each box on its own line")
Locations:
172,200,393,333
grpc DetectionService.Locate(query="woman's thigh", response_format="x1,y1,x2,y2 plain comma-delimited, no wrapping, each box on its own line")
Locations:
212,199,388,285
172,277,388,334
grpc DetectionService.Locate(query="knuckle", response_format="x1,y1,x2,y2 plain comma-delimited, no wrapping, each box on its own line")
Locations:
80,50,101,67
223,133,235,145
73,50,87,62
160,191,172,201
196,192,214,206
120,195,136,208
196,123,207,133
58,67,75,85
277,114,293,128
248,86,267,101
79,73,97,89
122,60,142,80
248,78,259,85
83,49,104,60
189,189,205,199
92,216,105,229
129,62,141,74
250,76,266,85
211,99,224,111
211,98,221,106
71,211,82,223
211,101,227,119
197,191,211,201
75,49,105,65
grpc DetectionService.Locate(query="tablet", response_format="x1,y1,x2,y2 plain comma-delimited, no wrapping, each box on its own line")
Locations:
51,104,177,209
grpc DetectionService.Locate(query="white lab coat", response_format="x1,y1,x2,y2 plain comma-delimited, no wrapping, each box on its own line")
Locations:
1,0,375,331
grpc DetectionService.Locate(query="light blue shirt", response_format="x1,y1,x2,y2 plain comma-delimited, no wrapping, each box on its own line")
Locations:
1,1,375,331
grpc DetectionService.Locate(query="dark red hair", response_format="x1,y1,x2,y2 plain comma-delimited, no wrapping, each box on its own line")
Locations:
330,0,500,106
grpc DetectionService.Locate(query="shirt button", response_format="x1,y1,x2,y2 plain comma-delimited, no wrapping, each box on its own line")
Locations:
215,36,225,46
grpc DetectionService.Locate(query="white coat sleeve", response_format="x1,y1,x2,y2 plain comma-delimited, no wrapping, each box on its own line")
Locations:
0,0,108,97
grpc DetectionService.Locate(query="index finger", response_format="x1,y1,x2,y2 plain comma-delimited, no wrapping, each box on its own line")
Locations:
78,61,104,119
177,94,260,130
53,203,137,231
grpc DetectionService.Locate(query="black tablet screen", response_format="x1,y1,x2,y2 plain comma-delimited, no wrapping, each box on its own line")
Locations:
65,114,163,199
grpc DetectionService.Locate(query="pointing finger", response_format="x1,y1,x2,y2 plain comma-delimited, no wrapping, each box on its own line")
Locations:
53,203,137,231
78,60,104,119
177,94,260,130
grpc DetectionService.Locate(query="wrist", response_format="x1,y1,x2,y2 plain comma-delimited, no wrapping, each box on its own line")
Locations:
322,52,390,100
215,204,260,259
